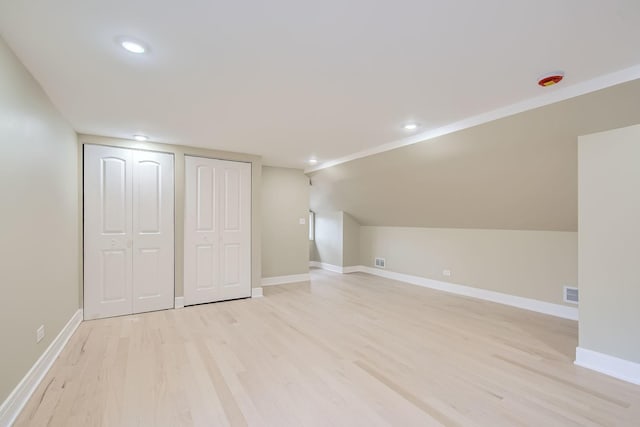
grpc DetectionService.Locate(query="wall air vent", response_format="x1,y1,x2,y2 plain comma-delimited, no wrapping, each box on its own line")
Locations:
374,257,386,268
564,286,579,304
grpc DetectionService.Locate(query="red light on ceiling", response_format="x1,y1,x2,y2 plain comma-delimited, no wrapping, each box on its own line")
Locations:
538,72,564,87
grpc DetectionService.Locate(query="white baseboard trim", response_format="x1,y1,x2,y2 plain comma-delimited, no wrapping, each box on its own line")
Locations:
261,273,310,286
309,261,360,274
311,262,578,320
174,296,185,309
575,347,640,385
309,261,342,273
0,309,83,427
251,287,264,298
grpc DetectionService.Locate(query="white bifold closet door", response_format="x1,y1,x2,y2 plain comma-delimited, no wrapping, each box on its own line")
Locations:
184,156,251,305
84,145,174,320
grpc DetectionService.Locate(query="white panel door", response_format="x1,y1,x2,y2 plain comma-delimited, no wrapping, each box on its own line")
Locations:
85,145,175,320
219,161,251,300
84,145,134,320
184,156,251,305
132,150,174,314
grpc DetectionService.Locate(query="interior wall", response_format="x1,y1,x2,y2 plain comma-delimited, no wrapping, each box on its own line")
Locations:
578,124,640,363
342,212,361,267
359,226,577,305
78,134,263,297
261,166,310,278
0,38,79,403
311,211,343,266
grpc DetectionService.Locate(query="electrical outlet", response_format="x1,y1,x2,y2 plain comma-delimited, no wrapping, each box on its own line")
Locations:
442,269,452,277
36,325,45,343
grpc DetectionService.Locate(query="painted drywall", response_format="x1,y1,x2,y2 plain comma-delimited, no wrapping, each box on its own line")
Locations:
342,212,361,267
360,227,577,305
311,211,343,266
311,210,361,268
0,38,79,403
309,79,640,231
261,166,310,277
578,124,640,363
78,134,263,296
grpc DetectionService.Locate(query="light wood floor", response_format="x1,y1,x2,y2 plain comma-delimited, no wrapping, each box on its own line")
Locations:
16,269,640,426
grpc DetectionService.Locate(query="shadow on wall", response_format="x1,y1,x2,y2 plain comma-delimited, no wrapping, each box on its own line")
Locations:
310,210,360,268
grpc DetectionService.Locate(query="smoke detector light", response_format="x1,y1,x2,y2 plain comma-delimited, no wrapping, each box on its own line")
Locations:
403,123,418,131
133,134,149,141
118,37,148,54
538,71,564,87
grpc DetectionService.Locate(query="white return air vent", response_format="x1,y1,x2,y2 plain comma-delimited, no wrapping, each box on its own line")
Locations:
564,286,579,304
374,257,386,268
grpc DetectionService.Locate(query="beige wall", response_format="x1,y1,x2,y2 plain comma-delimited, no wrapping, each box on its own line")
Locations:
261,166,310,277
311,210,361,268
360,226,577,305
311,211,343,266
342,212,360,267
0,38,79,403
78,134,262,296
578,124,640,363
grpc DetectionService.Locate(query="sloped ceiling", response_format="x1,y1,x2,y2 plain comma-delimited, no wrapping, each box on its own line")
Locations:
309,80,640,231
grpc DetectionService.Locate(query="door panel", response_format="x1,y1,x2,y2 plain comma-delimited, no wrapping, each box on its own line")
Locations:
102,158,128,233
185,157,219,305
223,168,240,231
132,150,174,314
84,145,133,320
222,244,241,286
184,156,251,305
101,250,128,301
219,162,251,300
196,165,215,232
136,161,160,233
195,244,217,291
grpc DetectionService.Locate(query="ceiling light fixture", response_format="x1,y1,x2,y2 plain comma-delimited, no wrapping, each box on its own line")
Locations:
403,123,418,131
118,37,148,54
308,158,318,165
133,134,149,141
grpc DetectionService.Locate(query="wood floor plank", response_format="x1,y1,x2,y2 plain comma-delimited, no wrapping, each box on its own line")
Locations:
13,269,640,426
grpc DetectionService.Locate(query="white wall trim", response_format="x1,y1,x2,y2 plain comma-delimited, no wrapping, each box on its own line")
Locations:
575,347,640,385
311,263,578,320
310,261,342,273
305,64,640,173
0,309,83,427
174,296,185,309
309,261,360,274
251,287,264,298
261,273,310,286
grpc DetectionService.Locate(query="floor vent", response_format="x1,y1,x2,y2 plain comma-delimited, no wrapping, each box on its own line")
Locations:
374,257,386,268
564,286,579,304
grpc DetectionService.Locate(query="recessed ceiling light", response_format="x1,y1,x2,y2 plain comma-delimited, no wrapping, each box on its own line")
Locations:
403,123,419,131
133,134,149,141
308,158,318,165
118,37,148,54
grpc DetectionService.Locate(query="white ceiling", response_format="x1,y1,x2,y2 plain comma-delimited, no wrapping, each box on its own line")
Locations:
1,0,639,168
